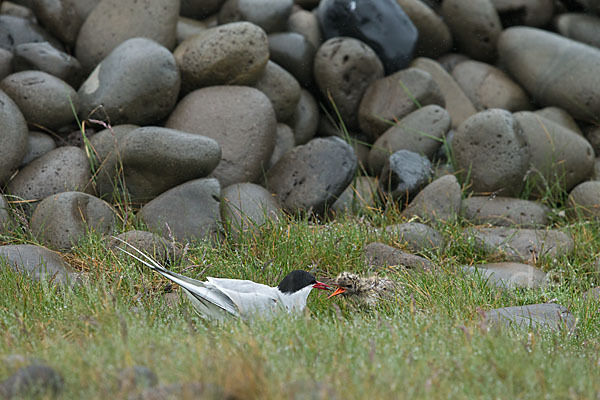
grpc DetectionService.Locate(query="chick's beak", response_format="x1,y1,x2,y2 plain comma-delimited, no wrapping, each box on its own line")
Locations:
327,287,347,298
313,281,332,291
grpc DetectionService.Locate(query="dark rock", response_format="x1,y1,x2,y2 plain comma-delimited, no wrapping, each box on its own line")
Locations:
0,89,28,186
110,231,182,265
491,0,555,28
364,242,434,271
218,0,294,33
401,174,462,222
464,262,547,289
287,9,322,50
380,150,432,201
268,32,316,87
556,13,600,49
0,48,13,80
253,61,301,122
0,15,63,52
87,124,139,166
397,0,452,59
461,196,550,227
20,131,56,167
32,0,97,46
0,364,64,399
180,0,225,19
0,244,77,284
317,0,418,73
384,222,444,253
331,176,380,214
484,303,575,331
289,89,319,145
567,181,600,219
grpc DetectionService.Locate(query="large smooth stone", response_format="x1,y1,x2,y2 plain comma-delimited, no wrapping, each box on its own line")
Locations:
368,105,450,175
452,109,529,197
461,196,550,227
268,32,316,87
75,0,179,72
314,37,384,130
534,107,582,136
484,303,575,331
0,244,77,284
269,123,295,168
218,0,293,33
137,178,222,242
95,127,221,203
331,176,380,214
87,125,140,166
1,71,78,130
252,61,301,122
364,242,434,271
21,131,54,167
31,192,117,250
264,137,357,215
110,230,182,265
78,38,180,126
0,195,13,233
13,42,84,88
358,68,445,140
317,0,418,73
567,181,600,219
0,89,28,186
0,364,65,398
401,174,462,222
498,27,600,122
384,222,445,253
397,0,452,59
464,262,547,289
32,0,96,46
287,9,322,50
556,13,600,49
380,150,432,201
289,89,319,145
174,22,269,93
166,86,277,187
0,15,63,52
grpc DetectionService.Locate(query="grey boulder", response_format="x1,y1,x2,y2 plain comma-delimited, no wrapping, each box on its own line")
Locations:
0,89,28,186
0,244,78,284
461,196,550,227
401,174,462,222
385,222,445,253
464,262,547,289
484,303,575,331
380,150,432,201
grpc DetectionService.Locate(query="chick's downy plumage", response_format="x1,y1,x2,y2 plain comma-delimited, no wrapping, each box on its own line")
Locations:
329,271,398,306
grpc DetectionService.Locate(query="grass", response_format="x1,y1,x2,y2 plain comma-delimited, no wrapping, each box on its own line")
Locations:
0,206,599,399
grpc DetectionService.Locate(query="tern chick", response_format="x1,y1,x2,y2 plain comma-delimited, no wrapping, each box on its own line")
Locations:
328,271,398,306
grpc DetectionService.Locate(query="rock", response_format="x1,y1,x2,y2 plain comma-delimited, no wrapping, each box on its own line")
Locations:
31,192,117,250
269,123,296,168
314,37,384,130
464,227,574,263
32,0,96,46
364,242,434,271
577,0,600,15
555,13,600,49
289,89,319,145
7,146,92,209
441,0,502,62
437,52,471,73
0,89,28,186
221,182,282,237
534,107,582,136
593,158,600,181
287,9,322,50
0,195,13,232
380,150,432,201
166,86,276,187
252,61,301,122
0,364,64,399
1,2,35,19
401,174,462,222
514,112,594,195
368,105,451,175
567,181,600,219
180,0,225,19
498,27,600,122
13,41,85,88
410,57,477,129
176,16,210,45
20,131,56,167
331,176,380,214
0,48,13,80
491,0,554,28
1,71,78,130
384,222,445,253
464,262,547,289
110,231,182,265
78,38,180,126
0,15,63,52
583,287,600,301
87,124,139,166
75,0,179,72
484,303,575,331
358,68,445,140
95,127,221,203
317,0,418,73
268,32,316,87
452,109,529,197
452,61,532,112
0,244,77,284
174,22,269,93
137,178,222,242
218,0,293,33
461,196,550,227
117,366,158,392
396,0,452,59
264,137,357,215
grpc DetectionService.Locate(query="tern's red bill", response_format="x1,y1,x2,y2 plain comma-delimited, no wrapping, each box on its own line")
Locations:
313,281,332,291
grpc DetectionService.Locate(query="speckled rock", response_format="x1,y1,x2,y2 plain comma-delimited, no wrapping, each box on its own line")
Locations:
289,89,319,145
384,222,445,253
514,112,594,195
268,32,316,87
7,146,92,207
396,0,452,59
31,191,117,250
166,86,276,187
264,137,357,215
410,57,477,129
314,37,384,130
221,182,282,237
287,9,322,50
534,107,582,136
269,123,295,168
441,0,502,62
111,230,182,265
253,61,301,122
380,150,432,201
95,127,221,203
498,27,600,122
0,89,28,185
1,71,78,130
567,181,600,219
369,105,450,175
218,0,293,33
0,244,77,284
358,68,445,140
555,13,600,49
491,0,554,28
331,176,380,214
0,15,64,52
13,41,84,88
75,0,179,72
464,227,574,263
174,22,269,93
180,0,226,19
402,174,462,222
32,0,97,46
461,196,550,227
484,303,575,331
464,262,547,289
452,61,531,112
137,178,222,242
0,364,64,399
78,38,180,126
0,48,13,80
452,109,529,197
20,131,56,167
364,242,434,271
87,125,140,165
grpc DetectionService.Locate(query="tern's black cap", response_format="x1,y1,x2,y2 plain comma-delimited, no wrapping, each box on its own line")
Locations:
277,270,317,294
